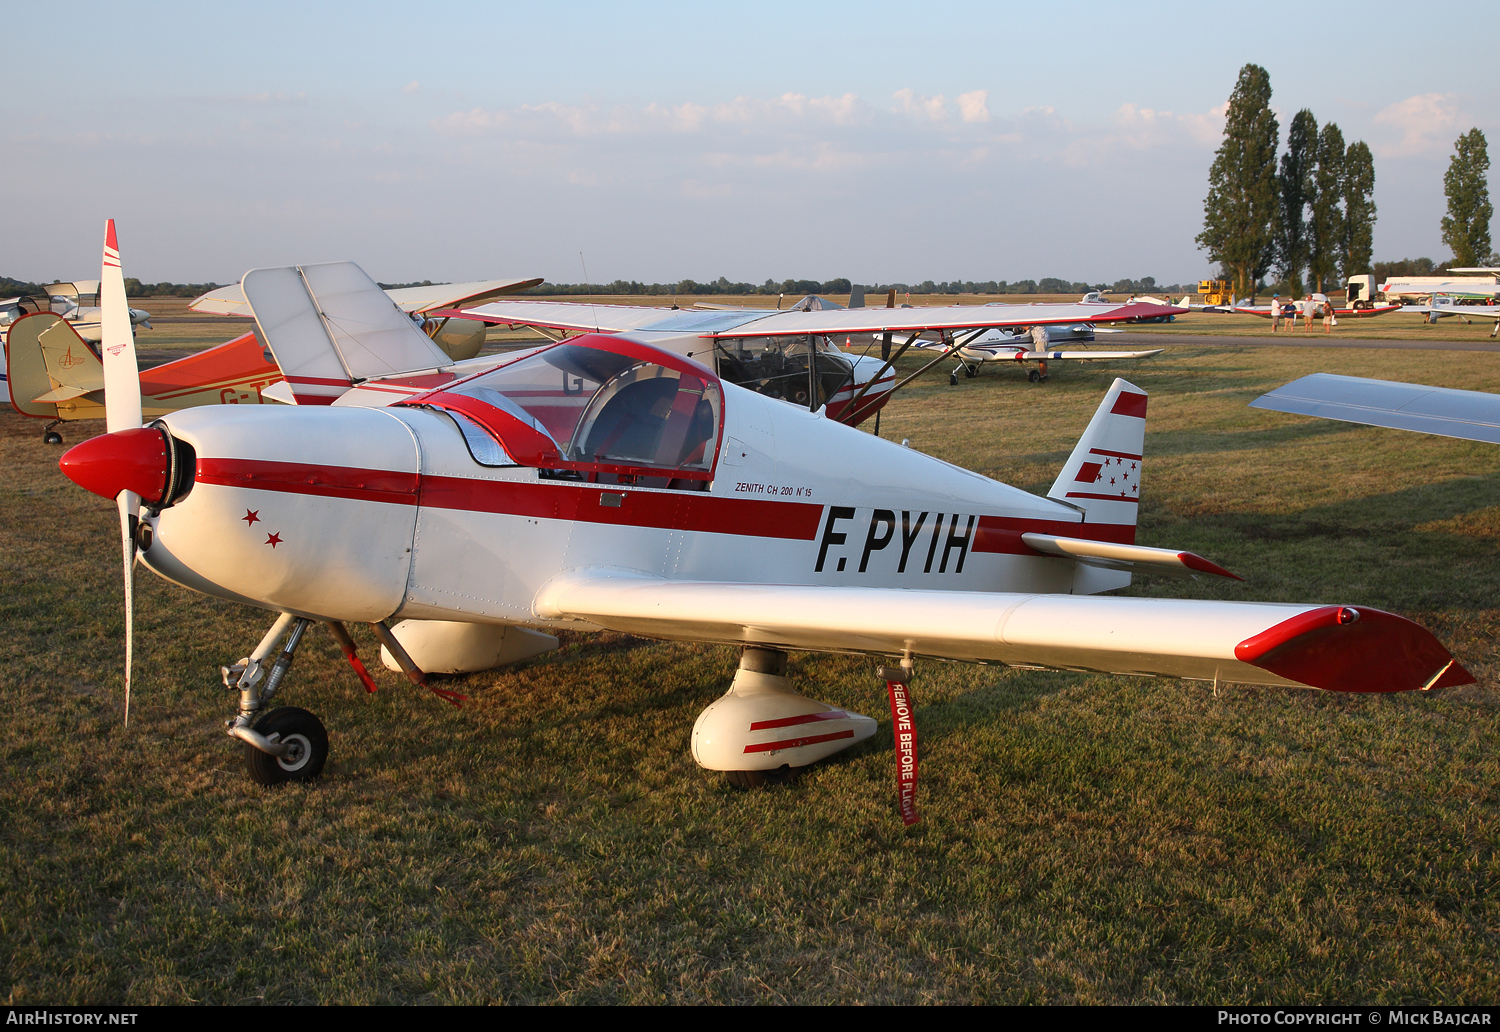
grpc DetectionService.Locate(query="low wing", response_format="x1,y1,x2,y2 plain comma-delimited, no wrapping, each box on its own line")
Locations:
1251,373,1500,445
533,570,1470,693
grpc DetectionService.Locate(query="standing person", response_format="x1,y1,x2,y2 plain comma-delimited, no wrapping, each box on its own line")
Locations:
1270,294,1282,332
1304,294,1318,333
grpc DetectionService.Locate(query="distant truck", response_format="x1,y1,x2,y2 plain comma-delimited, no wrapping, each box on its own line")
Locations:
1356,269,1500,305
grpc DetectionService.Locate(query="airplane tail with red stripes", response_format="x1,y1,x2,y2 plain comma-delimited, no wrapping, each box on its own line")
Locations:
1048,378,1147,539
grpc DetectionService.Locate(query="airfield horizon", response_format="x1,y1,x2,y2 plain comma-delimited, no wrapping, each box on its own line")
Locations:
3,333,1497,1004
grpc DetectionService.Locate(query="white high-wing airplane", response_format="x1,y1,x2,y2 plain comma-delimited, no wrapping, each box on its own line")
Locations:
887,323,1163,385
59,226,1473,824
1399,296,1500,337
452,293,1184,424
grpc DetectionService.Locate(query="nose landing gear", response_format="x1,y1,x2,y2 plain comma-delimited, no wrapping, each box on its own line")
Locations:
220,614,425,785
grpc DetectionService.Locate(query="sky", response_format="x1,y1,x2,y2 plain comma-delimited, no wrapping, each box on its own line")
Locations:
4,0,1495,288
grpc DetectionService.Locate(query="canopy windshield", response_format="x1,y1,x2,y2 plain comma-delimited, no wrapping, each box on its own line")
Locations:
439,340,723,480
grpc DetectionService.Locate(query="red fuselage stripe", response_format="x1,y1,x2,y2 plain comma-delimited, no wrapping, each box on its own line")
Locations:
193,458,1137,545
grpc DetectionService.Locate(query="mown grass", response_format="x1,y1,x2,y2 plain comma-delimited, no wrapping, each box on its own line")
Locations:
2,334,1498,1004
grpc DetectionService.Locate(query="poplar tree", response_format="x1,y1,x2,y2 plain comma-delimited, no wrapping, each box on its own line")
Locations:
1307,122,1345,292
1342,141,1377,278
1276,110,1317,295
1442,129,1493,267
1197,64,1280,300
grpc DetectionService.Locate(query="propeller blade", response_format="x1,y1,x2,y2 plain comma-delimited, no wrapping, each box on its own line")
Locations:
100,219,142,433
101,220,142,725
118,490,137,726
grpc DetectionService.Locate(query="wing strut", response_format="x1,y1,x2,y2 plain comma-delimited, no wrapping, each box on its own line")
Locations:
841,327,988,426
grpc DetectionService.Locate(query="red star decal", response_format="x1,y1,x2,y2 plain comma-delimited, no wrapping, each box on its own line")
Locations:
266,532,283,548
242,509,260,526
1110,476,1117,486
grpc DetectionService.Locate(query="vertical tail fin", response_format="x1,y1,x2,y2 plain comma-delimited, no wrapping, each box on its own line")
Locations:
1048,378,1147,538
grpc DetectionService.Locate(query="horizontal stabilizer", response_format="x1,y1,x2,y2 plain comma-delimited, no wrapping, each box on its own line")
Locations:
30,384,92,403
1019,533,1240,579
1251,373,1500,445
533,571,1471,693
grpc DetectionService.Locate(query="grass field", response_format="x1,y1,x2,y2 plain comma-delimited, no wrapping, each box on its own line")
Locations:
3,314,1499,1003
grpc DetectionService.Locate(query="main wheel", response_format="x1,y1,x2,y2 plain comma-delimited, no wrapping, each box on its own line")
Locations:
964,365,976,378
43,430,63,445
949,371,958,386
1028,369,1041,383
725,765,799,789
244,707,328,785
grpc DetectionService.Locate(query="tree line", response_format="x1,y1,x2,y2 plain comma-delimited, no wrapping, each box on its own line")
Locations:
519,275,1191,297
1199,63,1494,301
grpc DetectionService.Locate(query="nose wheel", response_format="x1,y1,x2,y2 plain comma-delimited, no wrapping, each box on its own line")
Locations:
244,707,328,785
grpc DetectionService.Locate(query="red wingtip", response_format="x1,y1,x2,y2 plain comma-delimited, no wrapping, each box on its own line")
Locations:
105,219,117,251
1235,606,1475,693
1177,551,1243,581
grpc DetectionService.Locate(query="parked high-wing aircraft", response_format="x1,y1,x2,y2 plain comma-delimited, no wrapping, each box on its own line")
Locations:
58,225,1474,824
1252,373,1500,444
886,324,1162,385
450,293,1184,425
1398,296,1500,337
6,312,283,443
193,276,543,362
15,280,155,341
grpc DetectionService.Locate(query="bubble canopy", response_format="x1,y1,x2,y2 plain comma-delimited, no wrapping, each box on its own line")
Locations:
404,334,724,482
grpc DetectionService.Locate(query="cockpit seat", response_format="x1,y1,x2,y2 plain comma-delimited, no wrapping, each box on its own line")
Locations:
579,377,678,464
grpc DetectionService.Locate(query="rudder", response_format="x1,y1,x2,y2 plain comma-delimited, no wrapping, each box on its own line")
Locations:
1048,377,1147,538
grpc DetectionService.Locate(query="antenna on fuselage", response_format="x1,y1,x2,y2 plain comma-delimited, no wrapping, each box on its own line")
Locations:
580,252,599,333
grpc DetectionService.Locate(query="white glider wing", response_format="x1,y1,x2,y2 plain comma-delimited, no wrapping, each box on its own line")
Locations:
1251,373,1500,445
193,277,542,318
534,571,1470,693
242,261,453,403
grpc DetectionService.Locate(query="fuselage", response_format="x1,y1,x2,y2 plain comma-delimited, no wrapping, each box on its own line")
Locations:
137,336,1125,630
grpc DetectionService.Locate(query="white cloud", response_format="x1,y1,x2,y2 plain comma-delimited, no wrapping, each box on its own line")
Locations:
957,90,990,124
892,88,947,121
402,81,420,95
1373,92,1467,157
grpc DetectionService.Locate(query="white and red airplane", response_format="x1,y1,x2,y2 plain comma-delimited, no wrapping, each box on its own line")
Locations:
58,224,1474,824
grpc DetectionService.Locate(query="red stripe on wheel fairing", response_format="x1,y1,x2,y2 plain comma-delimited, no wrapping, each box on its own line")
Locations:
748,710,852,731
742,729,855,753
